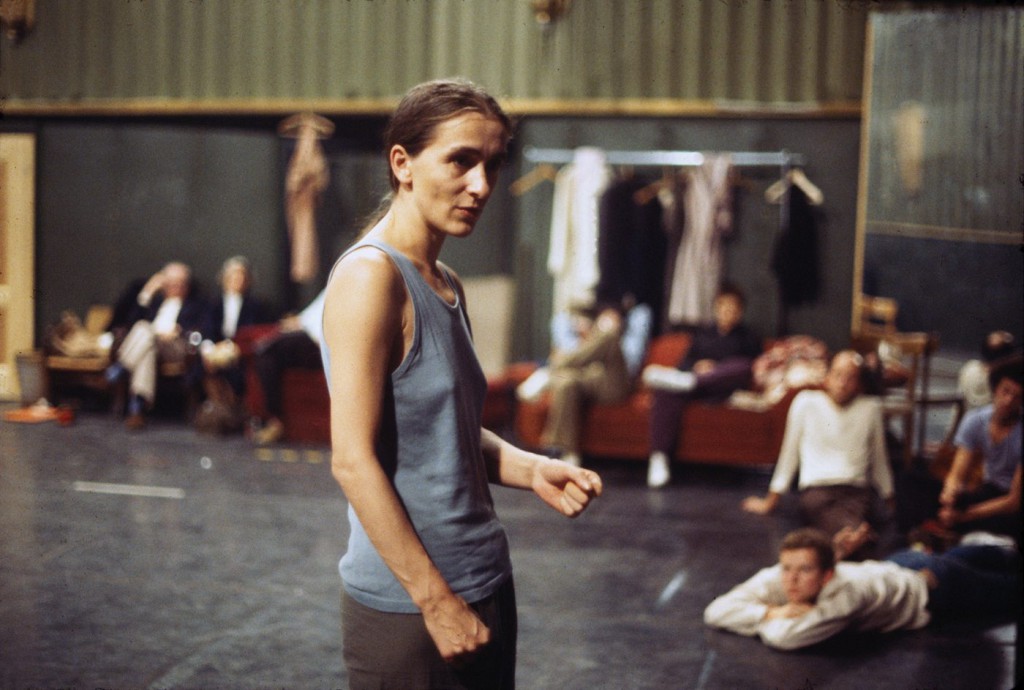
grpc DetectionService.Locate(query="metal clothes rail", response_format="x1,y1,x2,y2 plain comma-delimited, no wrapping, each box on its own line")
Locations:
521,146,804,168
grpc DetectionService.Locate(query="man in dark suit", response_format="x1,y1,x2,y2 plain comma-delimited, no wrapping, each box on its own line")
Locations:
108,261,206,429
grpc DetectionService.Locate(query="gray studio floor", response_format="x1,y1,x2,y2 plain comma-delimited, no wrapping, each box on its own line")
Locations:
0,385,1019,689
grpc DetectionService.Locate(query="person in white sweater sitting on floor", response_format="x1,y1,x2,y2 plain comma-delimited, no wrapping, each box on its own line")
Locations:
704,527,1021,651
741,350,894,559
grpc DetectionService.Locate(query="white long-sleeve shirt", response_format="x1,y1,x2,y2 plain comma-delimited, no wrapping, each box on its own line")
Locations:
297,289,326,345
768,390,893,499
704,560,930,650
546,147,611,314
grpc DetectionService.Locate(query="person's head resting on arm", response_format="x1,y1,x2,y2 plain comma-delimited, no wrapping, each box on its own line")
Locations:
778,528,836,606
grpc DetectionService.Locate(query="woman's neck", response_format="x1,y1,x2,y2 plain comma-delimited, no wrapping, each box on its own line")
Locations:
375,202,445,269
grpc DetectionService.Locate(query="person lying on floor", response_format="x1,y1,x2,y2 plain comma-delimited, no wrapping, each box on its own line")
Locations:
703,527,1021,651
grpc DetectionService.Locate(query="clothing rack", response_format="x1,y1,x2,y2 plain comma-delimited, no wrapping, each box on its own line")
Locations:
521,146,804,168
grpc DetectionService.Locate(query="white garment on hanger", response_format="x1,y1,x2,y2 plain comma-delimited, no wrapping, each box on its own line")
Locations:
667,154,734,325
546,147,612,314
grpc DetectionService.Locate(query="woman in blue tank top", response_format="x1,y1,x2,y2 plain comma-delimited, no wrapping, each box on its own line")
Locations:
321,79,604,689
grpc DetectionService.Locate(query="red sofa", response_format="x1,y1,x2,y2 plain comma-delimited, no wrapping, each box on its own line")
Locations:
237,325,526,445
514,333,802,468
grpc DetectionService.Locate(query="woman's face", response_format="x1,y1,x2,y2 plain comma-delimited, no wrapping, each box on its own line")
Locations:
222,263,249,295
395,112,507,239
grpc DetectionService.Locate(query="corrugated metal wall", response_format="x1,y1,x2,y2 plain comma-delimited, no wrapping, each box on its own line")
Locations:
865,7,1023,237
0,0,866,113
856,5,1023,351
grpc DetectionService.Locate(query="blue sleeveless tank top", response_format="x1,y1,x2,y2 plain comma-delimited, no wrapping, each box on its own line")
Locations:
320,238,512,613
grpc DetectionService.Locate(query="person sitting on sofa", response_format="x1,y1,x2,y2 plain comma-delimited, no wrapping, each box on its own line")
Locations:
703,527,1021,651
198,256,269,409
642,282,762,488
250,289,326,445
540,298,653,467
742,350,894,560
106,261,207,430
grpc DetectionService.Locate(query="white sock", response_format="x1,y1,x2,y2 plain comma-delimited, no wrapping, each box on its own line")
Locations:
642,365,696,393
516,367,551,401
647,451,670,488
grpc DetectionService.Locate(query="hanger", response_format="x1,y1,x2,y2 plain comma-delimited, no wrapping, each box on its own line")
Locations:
632,167,675,206
278,112,335,139
764,168,824,206
509,163,558,196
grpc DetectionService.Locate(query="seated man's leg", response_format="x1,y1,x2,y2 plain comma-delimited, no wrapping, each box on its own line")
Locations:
646,389,689,487
692,356,754,402
953,484,1022,538
542,370,591,465
799,485,873,538
648,390,688,459
117,321,158,410
254,331,321,422
550,328,620,370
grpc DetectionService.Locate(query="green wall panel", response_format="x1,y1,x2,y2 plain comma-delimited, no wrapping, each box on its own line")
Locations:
1,0,866,110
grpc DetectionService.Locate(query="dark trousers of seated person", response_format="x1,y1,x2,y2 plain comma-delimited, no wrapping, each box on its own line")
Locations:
253,331,322,419
648,357,753,455
799,485,874,537
952,483,1022,539
895,472,1021,539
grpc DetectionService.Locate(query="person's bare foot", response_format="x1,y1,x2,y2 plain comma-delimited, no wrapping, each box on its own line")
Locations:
833,522,875,560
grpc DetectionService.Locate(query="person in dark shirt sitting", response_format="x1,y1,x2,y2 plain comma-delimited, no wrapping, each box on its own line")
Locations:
642,282,762,487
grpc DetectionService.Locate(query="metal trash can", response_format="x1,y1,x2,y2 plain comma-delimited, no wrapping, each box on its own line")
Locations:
15,351,47,406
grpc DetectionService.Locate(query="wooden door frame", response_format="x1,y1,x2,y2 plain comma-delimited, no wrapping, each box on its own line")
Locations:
0,133,36,402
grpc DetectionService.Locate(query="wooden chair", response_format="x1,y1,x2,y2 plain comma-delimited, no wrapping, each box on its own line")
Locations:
46,304,199,417
853,293,899,338
45,305,115,407
851,294,941,468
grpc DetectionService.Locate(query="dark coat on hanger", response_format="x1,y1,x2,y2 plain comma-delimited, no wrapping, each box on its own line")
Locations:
771,187,820,307
596,176,668,328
